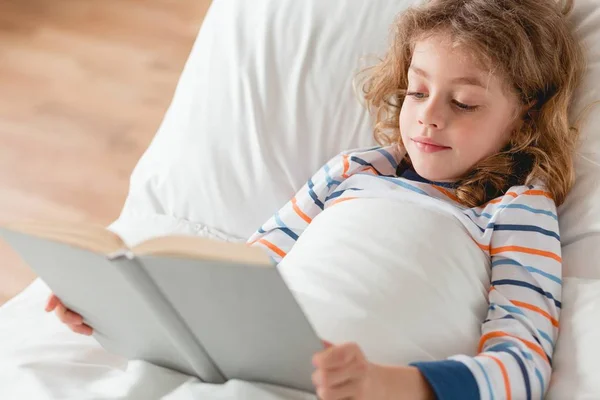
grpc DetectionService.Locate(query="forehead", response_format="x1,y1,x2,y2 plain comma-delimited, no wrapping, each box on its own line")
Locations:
410,34,492,81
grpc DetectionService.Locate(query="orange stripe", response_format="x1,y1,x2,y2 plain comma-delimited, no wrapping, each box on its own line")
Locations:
523,189,553,199
511,300,559,328
491,246,561,262
432,185,460,202
342,155,350,178
469,236,490,252
258,239,287,258
487,192,517,205
480,354,512,400
485,189,552,206
479,331,549,363
473,239,490,252
291,197,312,224
331,197,357,206
366,166,379,176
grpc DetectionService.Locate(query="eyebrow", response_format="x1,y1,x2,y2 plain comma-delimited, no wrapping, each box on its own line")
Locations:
409,66,487,89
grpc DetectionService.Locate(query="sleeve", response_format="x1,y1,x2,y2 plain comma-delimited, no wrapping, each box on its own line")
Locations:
246,146,400,263
411,189,562,400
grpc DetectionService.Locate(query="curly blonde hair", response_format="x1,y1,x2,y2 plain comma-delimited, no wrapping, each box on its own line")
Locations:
360,0,585,207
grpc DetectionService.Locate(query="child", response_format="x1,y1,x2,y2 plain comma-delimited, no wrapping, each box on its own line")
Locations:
47,0,585,398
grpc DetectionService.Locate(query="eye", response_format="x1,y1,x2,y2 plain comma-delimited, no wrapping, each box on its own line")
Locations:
406,91,427,100
453,100,479,112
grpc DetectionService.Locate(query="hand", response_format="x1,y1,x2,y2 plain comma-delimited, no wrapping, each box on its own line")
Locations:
311,340,382,400
45,293,93,336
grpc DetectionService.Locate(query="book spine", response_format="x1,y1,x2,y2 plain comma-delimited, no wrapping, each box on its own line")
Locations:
111,252,225,383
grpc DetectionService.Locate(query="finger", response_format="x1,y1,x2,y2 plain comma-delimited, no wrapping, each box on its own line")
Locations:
322,340,334,349
313,342,359,369
69,323,93,336
316,379,362,400
55,304,84,325
45,294,60,312
313,358,369,388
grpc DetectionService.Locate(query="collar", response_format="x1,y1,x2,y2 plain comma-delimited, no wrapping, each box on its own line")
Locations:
399,167,458,189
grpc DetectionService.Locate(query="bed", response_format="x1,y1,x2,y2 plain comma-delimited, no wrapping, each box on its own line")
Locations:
1,0,599,398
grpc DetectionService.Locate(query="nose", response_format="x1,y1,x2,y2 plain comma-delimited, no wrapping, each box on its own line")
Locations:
417,98,446,130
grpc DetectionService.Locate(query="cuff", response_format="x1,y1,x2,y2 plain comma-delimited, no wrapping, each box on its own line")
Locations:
410,360,480,400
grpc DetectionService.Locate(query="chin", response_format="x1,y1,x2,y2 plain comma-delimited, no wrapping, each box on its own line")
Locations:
412,164,458,183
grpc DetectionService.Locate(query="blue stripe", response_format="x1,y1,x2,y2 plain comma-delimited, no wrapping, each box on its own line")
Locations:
484,314,516,324
350,156,395,177
375,175,431,196
323,164,341,188
488,339,535,362
534,369,545,398
258,227,266,234
325,188,363,202
468,204,557,221
467,209,493,219
486,344,532,400
492,258,562,285
492,279,562,308
465,214,486,232
495,303,526,317
497,204,558,221
488,224,560,241
473,358,495,400
307,179,325,210
273,213,299,241
377,148,398,168
506,347,533,400
484,316,553,350
536,329,554,348
410,360,480,400
483,312,553,364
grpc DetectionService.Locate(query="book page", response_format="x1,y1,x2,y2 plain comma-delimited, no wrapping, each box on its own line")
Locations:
4,220,125,255
132,235,272,267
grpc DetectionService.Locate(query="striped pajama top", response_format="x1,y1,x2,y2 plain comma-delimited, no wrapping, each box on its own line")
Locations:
247,145,561,400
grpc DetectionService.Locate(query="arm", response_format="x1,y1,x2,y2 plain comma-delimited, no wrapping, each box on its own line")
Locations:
409,190,561,399
247,147,399,262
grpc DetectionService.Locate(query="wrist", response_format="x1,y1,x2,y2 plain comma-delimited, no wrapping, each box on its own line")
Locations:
370,363,435,400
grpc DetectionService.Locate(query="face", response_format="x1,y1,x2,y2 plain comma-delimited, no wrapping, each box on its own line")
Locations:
399,34,521,182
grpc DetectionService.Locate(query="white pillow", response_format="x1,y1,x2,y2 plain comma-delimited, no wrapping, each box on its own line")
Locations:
116,0,406,241
547,278,600,399
277,198,491,366
559,0,600,279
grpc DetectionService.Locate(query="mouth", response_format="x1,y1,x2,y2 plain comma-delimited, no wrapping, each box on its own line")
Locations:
411,138,452,153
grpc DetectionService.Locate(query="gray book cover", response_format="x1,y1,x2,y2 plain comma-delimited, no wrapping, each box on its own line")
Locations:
0,227,323,393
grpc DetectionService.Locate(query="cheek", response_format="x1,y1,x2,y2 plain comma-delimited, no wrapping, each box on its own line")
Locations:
399,102,413,136
452,116,510,159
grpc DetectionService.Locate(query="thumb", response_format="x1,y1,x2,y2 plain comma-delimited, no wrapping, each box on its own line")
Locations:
322,340,334,348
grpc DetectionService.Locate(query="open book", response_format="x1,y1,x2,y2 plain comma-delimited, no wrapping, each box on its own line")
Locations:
0,221,324,393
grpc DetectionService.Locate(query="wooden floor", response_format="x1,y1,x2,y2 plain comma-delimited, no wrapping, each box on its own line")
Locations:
0,0,211,306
